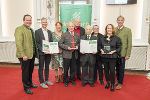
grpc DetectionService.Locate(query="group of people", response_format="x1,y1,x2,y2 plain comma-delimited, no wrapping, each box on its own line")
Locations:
14,14,132,94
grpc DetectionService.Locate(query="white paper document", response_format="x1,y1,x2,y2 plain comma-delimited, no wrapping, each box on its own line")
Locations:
42,40,59,53
80,40,97,53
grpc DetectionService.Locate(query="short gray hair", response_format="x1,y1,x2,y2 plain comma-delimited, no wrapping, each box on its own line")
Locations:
117,16,125,21
41,17,47,21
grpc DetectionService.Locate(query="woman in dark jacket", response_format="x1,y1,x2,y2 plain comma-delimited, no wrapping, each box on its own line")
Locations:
98,24,121,92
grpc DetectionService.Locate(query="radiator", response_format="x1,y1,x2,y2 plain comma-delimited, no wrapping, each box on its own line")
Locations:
125,46,147,70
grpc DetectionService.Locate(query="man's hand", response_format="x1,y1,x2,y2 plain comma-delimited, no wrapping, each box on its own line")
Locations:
23,56,28,61
75,46,78,50
59,48,62,53
100,49,106,54
81,51,85,54
125,56,130,60
44,52,49,54
92,52,97,54
68,47,72,50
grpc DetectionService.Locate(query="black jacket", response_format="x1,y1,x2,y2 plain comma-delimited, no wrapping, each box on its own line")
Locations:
98,35,122,58
35,28,53,55
92,32,104,55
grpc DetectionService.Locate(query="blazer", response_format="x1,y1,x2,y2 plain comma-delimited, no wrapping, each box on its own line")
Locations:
92,32,104,55
80,34,97,63
59,31,80,59
80,27,85,37
14,24,38,59
98,35,122,59
35,28,53,55
115,26,132,57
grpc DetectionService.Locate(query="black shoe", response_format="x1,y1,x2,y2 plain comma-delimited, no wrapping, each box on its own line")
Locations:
89,83,95,87
110,84,114,92
93,80,96,83
81,82,87,87
64,83,68,87
105,82,110,89
77,77,81,80
100,80,104,85
31,84,38,88
24,89,33,94
70,81,76,85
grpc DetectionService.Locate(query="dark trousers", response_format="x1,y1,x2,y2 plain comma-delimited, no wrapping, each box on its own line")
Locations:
116,57,125,84
19,57,35,90
102,58,116,85
63,52,76,83
38,54,51,83
76,51,81,78
94,55,103,82
81,55,95,84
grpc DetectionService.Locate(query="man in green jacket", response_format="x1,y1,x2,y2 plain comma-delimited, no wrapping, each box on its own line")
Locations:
115,16,132,90
14,14,38,94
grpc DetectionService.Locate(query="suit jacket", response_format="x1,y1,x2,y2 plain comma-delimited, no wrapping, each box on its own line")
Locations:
14,24,38,59
115,26,132,57
80,27,85,37
35,28,53,55
59,31,80,59
80,34,97,63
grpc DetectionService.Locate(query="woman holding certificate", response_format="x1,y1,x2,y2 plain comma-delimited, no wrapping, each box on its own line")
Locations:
51,22,63,83
98,24,121,92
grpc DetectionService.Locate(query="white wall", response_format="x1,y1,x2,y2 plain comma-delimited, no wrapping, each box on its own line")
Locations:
0,0,2,36
92,0,150,46
0,0,34,41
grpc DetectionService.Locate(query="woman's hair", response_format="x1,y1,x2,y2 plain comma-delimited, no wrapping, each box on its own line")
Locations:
104,24,116,36
55,22,62,27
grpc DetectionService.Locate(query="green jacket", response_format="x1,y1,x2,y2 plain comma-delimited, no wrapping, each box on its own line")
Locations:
115,26,132,57
14,24,38,59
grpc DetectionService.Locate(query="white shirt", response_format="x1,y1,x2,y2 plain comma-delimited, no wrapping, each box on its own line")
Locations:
118,26,124,30
42,28,49,41
87,34,91,39
69,31,74,36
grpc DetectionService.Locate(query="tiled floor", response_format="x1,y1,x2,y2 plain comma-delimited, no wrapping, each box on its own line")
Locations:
0,63,150,76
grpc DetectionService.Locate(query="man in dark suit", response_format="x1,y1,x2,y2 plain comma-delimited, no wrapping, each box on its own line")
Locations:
35,18,53,89
80,25,97,87
92,25,104,85
59,22,80,87
73,18,85,80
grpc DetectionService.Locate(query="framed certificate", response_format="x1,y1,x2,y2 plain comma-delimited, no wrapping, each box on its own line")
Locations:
80,40,97,53
42,40,59,53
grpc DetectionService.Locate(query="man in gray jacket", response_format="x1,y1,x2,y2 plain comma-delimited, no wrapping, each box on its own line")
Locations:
59,22,80,87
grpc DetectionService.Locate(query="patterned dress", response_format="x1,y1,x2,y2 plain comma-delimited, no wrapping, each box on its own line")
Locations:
51,32,63,70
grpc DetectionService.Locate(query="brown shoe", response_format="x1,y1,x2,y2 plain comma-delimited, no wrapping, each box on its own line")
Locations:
146,76,150,80
116,84,122,90
55,76,59,83
59,75,63,83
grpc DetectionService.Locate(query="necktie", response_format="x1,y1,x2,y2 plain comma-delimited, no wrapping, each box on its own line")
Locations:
71,32,75,52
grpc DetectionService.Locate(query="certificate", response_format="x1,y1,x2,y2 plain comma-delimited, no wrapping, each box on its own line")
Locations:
42,40,59,53
80,40,97,53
